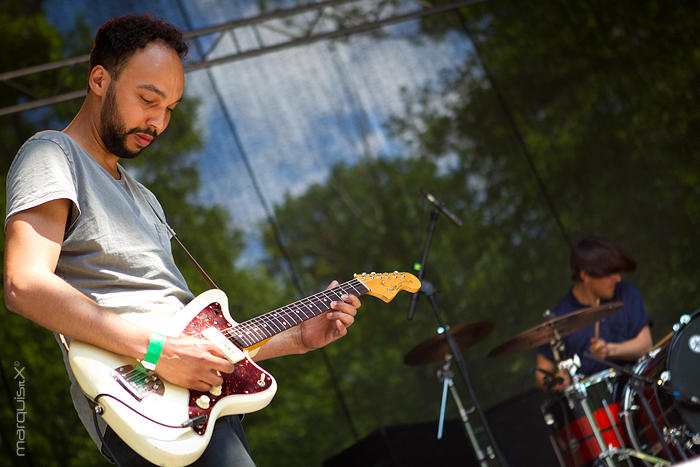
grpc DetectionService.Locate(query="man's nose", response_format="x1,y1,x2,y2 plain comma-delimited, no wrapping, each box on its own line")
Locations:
146,109,168,134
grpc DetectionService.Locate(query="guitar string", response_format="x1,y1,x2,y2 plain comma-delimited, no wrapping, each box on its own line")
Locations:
220,290,345,347
225,280,369,347
120,278,372,384
223,282,356,341
222,279,368,347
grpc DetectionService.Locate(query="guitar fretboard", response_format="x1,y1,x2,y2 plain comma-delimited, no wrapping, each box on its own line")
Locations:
224,279,369,348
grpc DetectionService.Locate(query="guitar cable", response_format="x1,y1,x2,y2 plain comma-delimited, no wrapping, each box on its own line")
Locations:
93,392,208,428
93,407,122,467
88,393,208,466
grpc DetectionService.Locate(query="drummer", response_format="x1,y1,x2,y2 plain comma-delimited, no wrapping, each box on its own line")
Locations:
535,237,653,390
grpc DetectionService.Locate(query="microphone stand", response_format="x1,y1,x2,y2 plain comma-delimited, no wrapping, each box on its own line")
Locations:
407,207,439,320
407,202,509,467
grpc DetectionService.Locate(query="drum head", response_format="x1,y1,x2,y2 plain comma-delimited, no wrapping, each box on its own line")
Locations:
669,313,700,433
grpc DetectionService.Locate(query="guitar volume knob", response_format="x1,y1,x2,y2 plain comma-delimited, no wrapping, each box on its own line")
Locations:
196,395,211,409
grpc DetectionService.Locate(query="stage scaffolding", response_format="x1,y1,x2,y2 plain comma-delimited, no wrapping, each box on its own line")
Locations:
0,0,483,117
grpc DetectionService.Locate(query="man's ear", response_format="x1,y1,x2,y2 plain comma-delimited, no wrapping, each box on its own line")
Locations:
88,66,111,97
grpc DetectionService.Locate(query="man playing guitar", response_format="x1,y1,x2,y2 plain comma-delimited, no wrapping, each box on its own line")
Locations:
4,14,361,466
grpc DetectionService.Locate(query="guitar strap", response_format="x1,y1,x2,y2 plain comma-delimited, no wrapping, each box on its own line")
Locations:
146,202,262,362
145,201,220,290
60,201,221,352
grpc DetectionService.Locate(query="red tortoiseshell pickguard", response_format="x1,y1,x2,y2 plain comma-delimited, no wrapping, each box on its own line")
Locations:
182,303,273,435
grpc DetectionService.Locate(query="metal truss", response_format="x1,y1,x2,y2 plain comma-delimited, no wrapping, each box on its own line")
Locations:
0,0,483,117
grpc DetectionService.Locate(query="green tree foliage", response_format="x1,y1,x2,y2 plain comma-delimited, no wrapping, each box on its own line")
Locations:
0,3,91,465
259,0,700,464
0,4,281,466
401,0,700,332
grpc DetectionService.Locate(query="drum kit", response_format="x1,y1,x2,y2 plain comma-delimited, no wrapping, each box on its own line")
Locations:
403,306,700,467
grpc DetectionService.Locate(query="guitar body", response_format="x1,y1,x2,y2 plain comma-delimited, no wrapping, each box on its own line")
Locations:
68,290,277,466
67,273,420,466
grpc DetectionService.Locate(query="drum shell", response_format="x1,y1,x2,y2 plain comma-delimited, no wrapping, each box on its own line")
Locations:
621,312,700,461
541,369,628,467
668,312,700,434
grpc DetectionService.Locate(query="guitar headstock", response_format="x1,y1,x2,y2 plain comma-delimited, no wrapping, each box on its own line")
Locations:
354,272,421,303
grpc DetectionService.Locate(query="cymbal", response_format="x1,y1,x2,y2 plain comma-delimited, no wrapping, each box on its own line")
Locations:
404,321,495,366
487,301,623,358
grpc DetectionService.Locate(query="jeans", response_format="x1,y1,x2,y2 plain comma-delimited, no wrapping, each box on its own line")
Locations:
100,415,256,466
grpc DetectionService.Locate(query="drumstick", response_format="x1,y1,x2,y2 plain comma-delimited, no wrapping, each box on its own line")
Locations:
650,331,673,352
593,298,600,341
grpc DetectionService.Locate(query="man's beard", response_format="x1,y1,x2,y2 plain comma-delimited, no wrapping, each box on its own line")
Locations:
99,84,157,159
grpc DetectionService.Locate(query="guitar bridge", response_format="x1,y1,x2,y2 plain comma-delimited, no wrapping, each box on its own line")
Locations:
112,365,165,401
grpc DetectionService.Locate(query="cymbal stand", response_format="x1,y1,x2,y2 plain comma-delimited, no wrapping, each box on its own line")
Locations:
572,385,620,467
408,204,509,467
437,354,493,467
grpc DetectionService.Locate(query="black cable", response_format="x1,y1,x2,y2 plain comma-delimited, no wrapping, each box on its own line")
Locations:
454,8,572,249
91,393,208,466
93,405,121,467
94,393,206,429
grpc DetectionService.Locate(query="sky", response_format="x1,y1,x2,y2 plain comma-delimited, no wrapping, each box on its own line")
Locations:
43,0,472,263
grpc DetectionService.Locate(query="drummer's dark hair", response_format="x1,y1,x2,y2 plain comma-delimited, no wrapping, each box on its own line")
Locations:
570,237,636,281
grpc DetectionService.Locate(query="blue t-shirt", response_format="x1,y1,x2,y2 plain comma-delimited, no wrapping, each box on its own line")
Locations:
538,281,652,375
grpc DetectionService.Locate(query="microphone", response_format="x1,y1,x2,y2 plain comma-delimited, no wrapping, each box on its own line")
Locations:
535,367,564,388
417,280,435,296
420,188,463,227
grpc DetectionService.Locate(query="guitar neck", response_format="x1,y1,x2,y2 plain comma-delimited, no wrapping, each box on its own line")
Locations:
226,279,370,349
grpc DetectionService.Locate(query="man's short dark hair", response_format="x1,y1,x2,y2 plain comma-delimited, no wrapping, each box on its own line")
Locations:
89,14,188,80
570,236,636,281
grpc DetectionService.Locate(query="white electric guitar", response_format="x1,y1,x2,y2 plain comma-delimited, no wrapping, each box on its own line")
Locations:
68,272,420,466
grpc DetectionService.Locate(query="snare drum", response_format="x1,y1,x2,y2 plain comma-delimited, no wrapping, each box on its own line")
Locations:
542,368,628,466
621,312,700,461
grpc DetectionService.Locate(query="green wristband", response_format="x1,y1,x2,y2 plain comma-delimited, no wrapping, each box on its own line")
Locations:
142,332,166,370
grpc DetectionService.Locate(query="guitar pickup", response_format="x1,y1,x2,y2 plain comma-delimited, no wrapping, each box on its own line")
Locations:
201,327,246,363
112,365,164,401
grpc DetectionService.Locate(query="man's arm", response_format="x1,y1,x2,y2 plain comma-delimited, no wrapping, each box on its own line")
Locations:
253,281,361,361
589,324,652,361
4,199,234,391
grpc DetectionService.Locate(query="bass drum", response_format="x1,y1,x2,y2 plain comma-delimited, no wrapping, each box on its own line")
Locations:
621,312,700,461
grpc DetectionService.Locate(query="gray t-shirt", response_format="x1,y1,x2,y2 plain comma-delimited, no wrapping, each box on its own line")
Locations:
5,130,196,447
